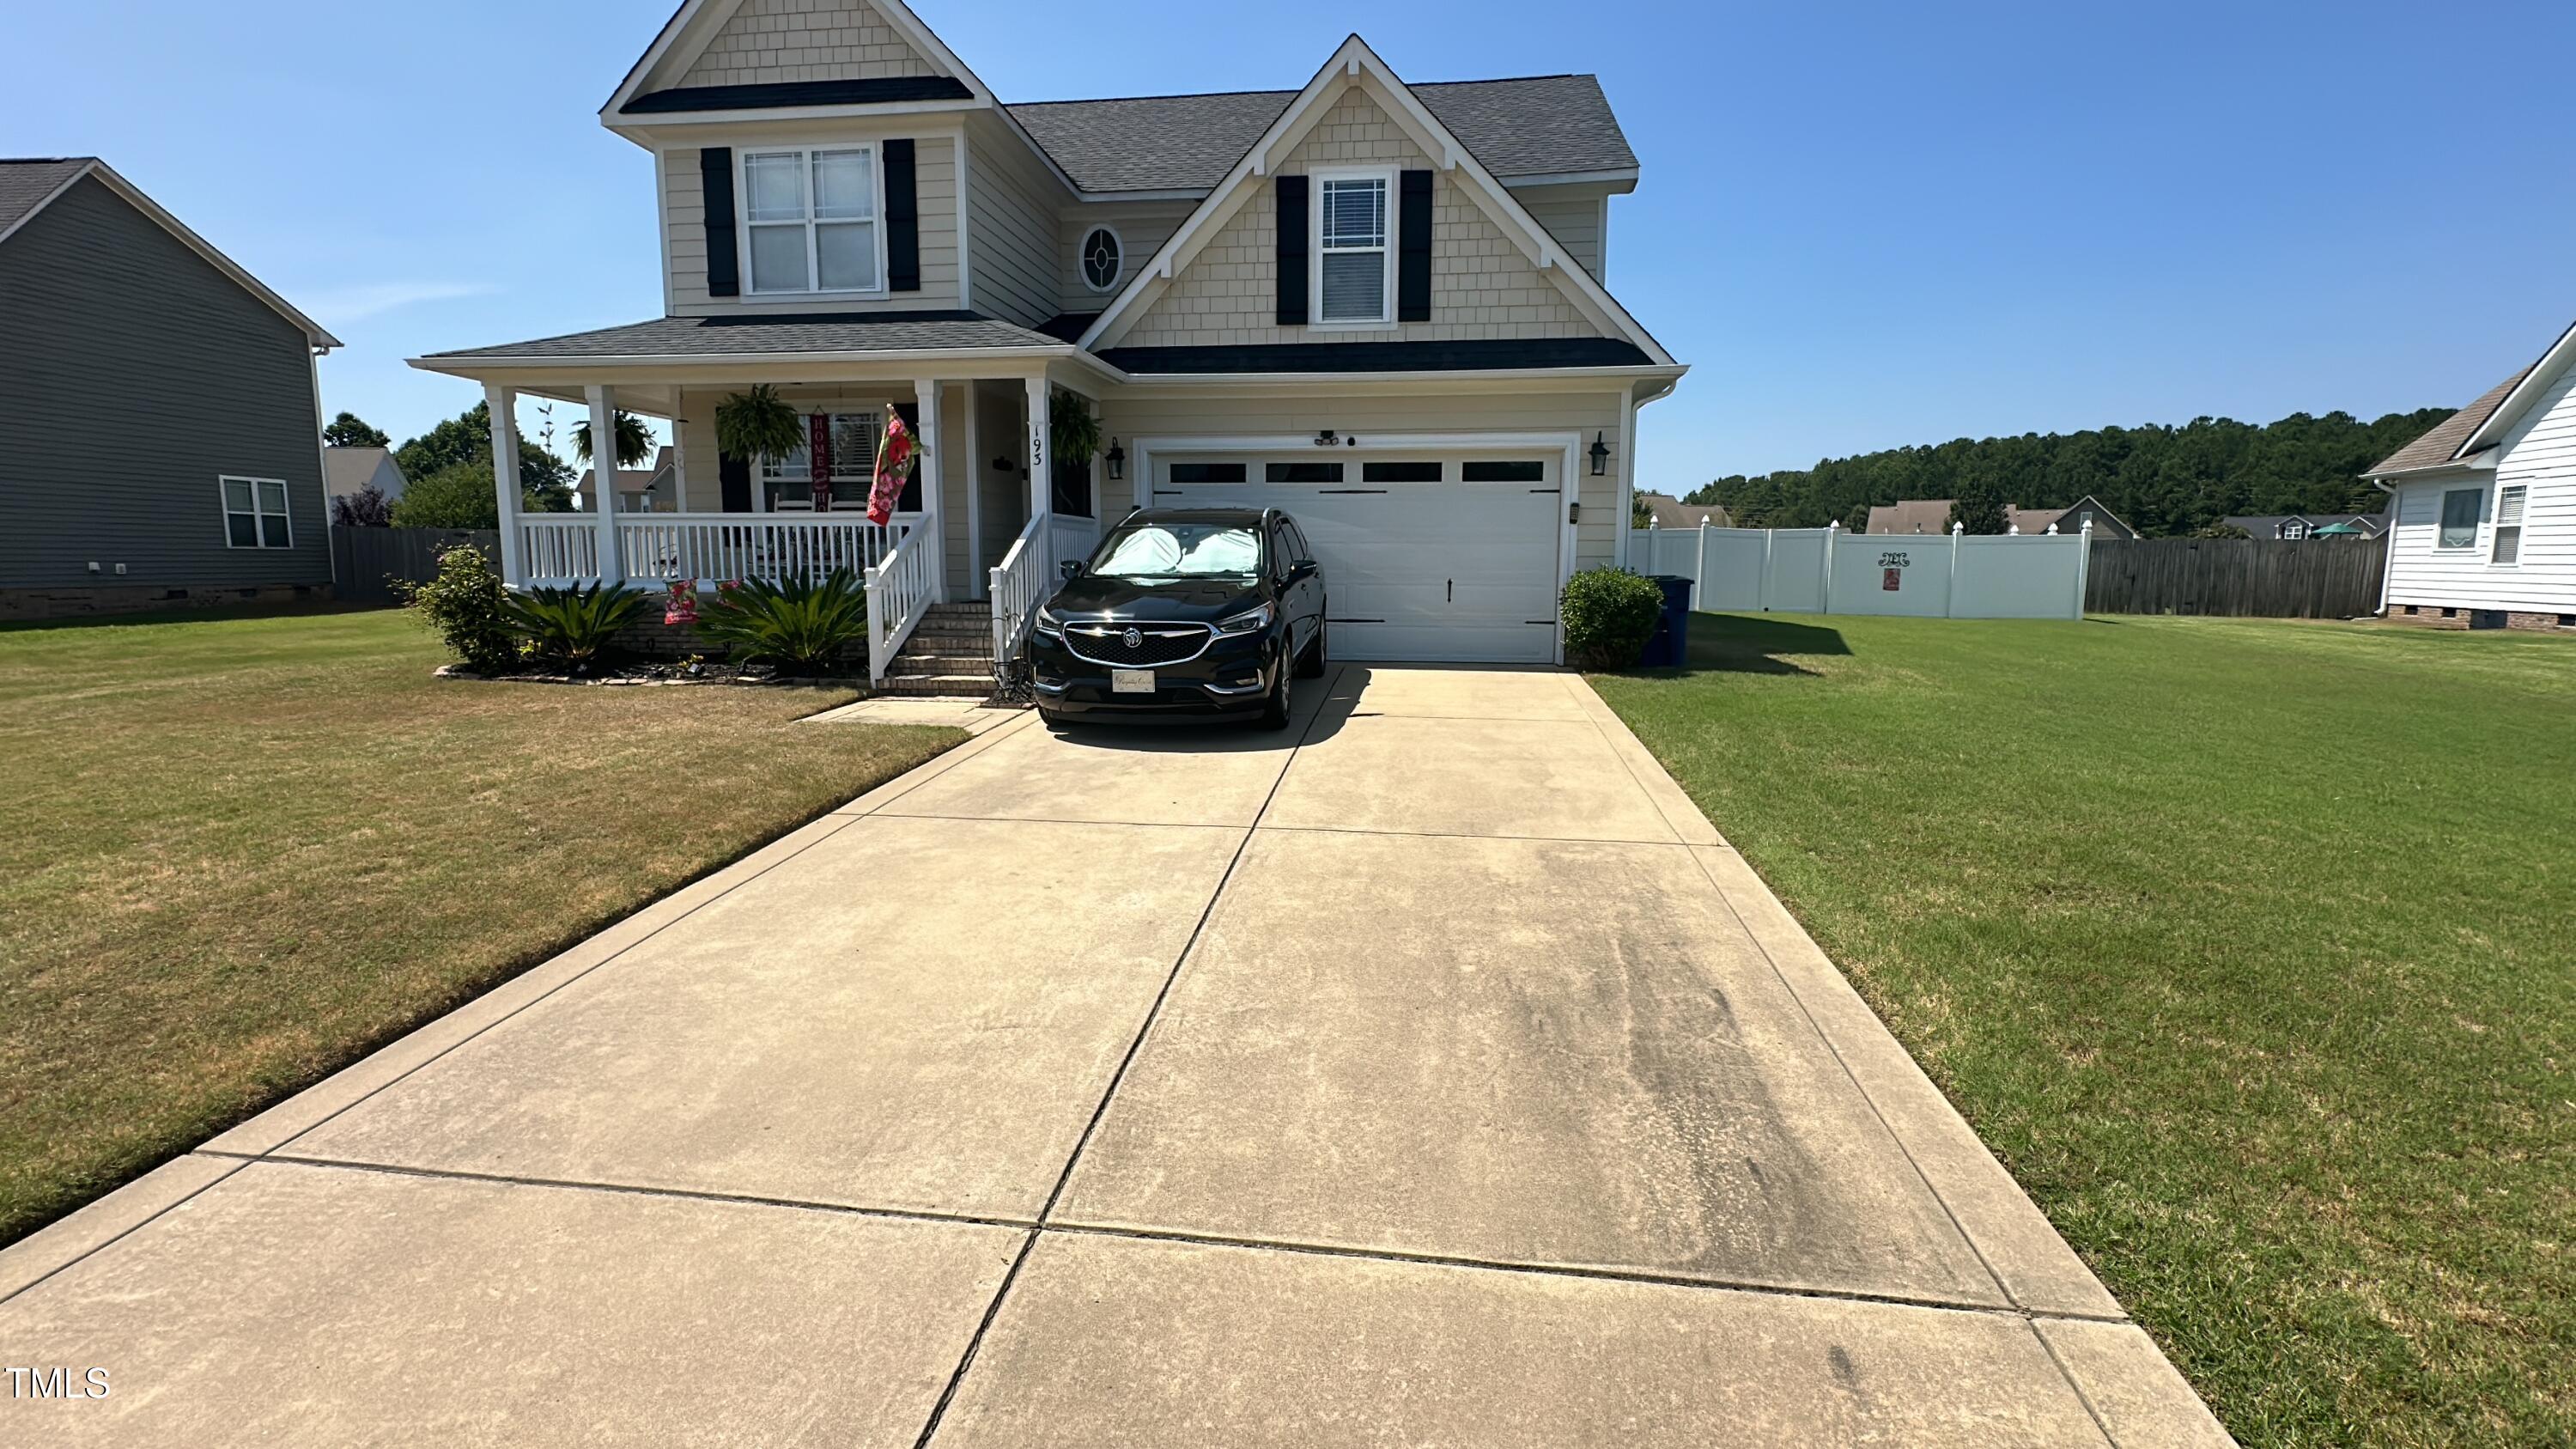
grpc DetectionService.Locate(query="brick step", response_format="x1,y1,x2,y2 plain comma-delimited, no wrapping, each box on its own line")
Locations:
872,673,993,699
890,654,993,677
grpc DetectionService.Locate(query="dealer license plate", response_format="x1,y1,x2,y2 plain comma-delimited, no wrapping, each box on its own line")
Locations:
1111,669,1156,695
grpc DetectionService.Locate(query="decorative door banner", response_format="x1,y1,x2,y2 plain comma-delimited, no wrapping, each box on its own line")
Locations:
871,406,915,527
808,412,835,512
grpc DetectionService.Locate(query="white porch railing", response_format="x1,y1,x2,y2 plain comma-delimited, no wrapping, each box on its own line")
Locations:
987,514,1051,663
865,522,937,683
519,516,602,585
1048,514,1100,581
615,514,906,586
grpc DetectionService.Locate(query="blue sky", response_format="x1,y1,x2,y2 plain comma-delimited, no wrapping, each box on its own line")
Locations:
8,0,2572,487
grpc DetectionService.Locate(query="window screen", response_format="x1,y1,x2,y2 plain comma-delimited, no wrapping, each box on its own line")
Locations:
1317,176,1389,323
2438,489,2481,549
2493,486,2525,564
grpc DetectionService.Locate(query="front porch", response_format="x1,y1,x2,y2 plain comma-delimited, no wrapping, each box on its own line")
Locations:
470,364,1109,686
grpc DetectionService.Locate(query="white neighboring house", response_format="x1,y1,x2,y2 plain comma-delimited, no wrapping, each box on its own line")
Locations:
322,447,406,510
578,446,677,513
2367,320,2576,630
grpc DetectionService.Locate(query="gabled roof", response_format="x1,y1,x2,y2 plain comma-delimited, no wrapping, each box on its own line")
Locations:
1077,35,1673,369
1008,75,1635,194
0,157,340,350
1637,492,1731,530
2369,318,2576,478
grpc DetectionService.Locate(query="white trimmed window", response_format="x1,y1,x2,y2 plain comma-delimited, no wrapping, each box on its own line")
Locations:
1315,171,1392,326
221,476,291,549
761,412,889,511
2438,488,2481,550
743,146,882,295
2492,484,2525,564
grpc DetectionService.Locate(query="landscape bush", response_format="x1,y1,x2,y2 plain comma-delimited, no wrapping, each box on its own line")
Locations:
501,583,653,670
1559,566,1668,670
691,570,871,673
392,545,519,673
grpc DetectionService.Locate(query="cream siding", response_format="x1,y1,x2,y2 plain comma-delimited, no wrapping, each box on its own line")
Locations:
964,114,1068,327
1059,200,1197,310
662,134,960,316
1114,88,1601,350
676,0,938,88
2384,362,2576,614
1096,389,1625,570
1513,183,1611,282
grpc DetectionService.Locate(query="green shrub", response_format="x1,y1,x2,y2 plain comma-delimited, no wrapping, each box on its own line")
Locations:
1560,566,1667,670
393,545,519,673
501,582,653,669
691,571,870,673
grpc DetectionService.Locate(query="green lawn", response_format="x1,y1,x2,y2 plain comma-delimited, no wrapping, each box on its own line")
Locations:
0,607,965,1248
1594,613,2574,1447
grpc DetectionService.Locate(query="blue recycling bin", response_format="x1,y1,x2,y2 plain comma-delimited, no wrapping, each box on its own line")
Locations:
1639,575,1693,667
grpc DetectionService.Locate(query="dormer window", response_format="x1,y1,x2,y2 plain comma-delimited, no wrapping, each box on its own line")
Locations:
743,145,883,295
1314,170,1393,326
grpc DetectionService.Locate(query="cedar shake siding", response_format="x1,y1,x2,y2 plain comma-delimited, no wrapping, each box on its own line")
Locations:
0,175,328,600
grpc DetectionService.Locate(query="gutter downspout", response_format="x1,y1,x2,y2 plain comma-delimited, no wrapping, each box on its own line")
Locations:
2371,478,2397,618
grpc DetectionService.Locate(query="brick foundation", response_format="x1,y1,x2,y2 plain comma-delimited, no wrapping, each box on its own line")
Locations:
605,613,870,669
0,581,333,622
2383,604,2576,632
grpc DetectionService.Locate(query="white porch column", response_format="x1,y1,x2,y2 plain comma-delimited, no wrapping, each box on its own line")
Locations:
912,377,945,601
483,383,525,587
584,384,624,585
1024,375,1053,571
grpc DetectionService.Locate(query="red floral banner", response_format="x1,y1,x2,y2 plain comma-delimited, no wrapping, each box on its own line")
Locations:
871,407,914,527
808,412,834,512
664,578,699,625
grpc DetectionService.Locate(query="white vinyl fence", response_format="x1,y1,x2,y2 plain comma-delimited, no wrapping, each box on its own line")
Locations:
1633,521,2092,620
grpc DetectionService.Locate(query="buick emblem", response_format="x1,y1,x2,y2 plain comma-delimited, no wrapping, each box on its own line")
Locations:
1122,627,1143,648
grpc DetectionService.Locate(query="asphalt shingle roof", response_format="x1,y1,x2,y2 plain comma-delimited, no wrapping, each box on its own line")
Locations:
0,157,94,236
1006,75,1636,193
422,312,1068,361
2368,367,2535,475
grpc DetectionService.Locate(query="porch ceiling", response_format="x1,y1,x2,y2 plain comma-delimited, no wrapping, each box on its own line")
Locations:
409,312,1095,393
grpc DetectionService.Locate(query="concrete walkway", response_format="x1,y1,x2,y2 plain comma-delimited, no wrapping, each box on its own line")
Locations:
0,666,2231,1446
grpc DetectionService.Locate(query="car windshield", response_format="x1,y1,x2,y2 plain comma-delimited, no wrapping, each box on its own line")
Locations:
1088,522,1262,579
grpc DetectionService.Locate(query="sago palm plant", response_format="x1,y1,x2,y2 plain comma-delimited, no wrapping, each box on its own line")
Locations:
691,570,871,673
501,582,653,668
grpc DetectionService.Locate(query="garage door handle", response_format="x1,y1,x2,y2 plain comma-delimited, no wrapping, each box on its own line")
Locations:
1446,579,1453,602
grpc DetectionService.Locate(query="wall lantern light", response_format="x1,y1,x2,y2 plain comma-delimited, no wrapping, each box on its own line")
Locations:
1104,438,1126,481
1589,431,1611,477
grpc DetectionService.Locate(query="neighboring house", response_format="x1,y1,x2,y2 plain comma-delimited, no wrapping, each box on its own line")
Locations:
1637,491,1730,529
1862,496,2133,538
578,447,678,513
2221,512,2386,542
410,0,1682,672
2366,319,2576,630
0,158,340,619
324,447,408,506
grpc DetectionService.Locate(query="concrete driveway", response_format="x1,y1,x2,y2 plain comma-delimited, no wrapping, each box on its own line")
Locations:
0,665,2229,1446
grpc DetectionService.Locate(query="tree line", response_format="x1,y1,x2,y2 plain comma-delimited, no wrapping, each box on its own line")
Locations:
322,402,648,529
1686,408,2453,537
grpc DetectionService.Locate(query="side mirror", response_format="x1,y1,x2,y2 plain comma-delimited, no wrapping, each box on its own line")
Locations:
1059,559,1084,581
1286,560,1320,584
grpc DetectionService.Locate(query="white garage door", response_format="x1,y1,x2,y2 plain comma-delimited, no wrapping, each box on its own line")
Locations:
1153,451,1564,663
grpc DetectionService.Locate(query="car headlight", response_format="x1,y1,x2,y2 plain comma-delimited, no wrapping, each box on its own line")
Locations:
1215,603,1275,636
1034,606,1064,639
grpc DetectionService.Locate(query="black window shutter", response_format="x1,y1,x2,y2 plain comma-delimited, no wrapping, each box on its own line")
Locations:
892,403,924,512
884,139,920,293
701,149,739,297
719,449,752,512
1275,174,1309,326
1397,170,1433,321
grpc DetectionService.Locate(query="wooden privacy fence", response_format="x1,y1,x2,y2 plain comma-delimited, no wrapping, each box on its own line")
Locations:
331,527,500,603
2084,537,2385,618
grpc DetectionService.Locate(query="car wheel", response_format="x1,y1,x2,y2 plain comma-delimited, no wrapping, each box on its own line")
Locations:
1258,661,1293,730
1295,616,1327,679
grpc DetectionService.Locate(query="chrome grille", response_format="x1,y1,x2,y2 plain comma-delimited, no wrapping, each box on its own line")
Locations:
1063,621,1215,668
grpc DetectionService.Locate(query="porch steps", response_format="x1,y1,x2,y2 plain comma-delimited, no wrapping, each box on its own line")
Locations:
877,602,996,700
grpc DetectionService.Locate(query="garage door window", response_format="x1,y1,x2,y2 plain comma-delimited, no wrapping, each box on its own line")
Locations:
1168,463,1246,484
1266,461,1345,484
1461,460,1546,483
1362,461,1443,484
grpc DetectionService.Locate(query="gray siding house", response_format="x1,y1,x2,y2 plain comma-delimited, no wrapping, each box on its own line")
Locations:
0,158,340,618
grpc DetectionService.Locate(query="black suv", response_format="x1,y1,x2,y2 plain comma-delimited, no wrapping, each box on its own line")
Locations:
1028,508,1326,728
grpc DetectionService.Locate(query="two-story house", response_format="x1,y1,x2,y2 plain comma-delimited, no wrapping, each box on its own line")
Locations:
412,0,1684,676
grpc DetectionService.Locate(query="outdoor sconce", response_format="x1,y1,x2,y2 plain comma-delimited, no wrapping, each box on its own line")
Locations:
1589,431,1610,477
1104,438,1126,481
